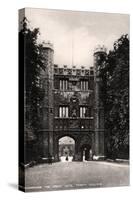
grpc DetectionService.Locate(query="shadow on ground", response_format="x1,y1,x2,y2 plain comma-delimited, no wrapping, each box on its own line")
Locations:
8,183,18,190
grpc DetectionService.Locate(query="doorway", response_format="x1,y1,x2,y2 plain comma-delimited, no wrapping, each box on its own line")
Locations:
58,136,75,162
81,144,91,161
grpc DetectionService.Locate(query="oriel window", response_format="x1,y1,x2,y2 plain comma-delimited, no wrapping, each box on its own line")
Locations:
80,107,87,118
80,80,88,90
59,80,68,90
59,107,68,118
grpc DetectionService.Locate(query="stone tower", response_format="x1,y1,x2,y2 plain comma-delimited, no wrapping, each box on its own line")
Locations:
93,45,107,159
40,41,54,158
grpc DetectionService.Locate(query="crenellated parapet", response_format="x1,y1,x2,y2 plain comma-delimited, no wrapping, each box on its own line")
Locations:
94,45,107,55
54,64,94,76
42,40,54,51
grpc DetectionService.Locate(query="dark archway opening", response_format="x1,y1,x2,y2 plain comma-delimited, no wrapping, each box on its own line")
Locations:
81,144,91,161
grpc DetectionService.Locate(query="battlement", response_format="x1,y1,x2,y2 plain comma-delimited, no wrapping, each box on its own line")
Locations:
42,40,54,50
54,64,94,76
94,45,107,54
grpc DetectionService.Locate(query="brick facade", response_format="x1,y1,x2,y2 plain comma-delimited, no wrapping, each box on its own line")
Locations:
39,42,106,161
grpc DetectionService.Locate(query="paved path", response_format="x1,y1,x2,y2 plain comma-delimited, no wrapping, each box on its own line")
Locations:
24,161,129,192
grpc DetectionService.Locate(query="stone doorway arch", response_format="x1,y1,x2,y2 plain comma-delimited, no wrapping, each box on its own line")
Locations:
81,144,91,161
58,136,75,162
79,135,92,161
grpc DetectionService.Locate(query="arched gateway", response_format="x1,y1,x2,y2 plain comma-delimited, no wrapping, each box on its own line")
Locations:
58,136,75,161
54,133,92,161
38,42,106,162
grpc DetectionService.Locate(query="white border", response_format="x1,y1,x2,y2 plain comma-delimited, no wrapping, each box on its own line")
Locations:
0,0,132,200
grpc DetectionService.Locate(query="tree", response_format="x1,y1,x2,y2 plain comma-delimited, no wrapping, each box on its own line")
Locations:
19,18,45,163
100,34,129,159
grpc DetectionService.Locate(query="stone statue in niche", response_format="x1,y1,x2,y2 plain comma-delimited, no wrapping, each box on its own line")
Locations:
72,109,77,117
70,93,79,118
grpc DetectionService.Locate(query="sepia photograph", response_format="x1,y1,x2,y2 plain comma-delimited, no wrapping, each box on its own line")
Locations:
19,8,129,192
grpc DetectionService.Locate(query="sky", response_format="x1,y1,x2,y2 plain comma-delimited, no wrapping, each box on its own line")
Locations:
24,8,129,68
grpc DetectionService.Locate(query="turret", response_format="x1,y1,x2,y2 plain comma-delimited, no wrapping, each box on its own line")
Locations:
93,45,107,160
41,41,54,158
94,45,107,76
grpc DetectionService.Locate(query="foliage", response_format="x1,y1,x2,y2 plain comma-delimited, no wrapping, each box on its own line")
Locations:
19,18,45,138
100,34,129,158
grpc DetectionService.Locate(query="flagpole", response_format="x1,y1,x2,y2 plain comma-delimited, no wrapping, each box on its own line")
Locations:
72,30,74,67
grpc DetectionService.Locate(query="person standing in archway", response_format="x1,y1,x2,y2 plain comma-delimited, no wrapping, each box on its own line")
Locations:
66,155,68,161
89,149,93,160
